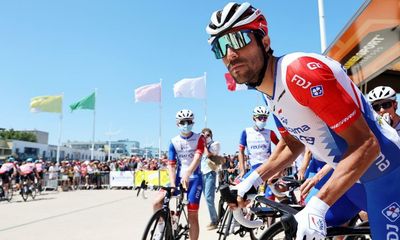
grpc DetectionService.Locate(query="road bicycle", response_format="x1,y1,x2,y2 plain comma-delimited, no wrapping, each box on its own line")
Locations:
20,177,37,202
220,182,371,239
217,176,303,240
138,181,189,240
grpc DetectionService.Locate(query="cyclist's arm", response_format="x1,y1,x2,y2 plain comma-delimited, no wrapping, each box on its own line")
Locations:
238,130,247,177
257,133,305,181
237,148,246,177
286,56,380,206
317,116,379,205
167,142,177,187
297,148,312,180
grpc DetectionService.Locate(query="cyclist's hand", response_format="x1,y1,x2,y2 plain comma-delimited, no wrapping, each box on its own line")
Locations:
300,177,318,198
180,173,190,191
227,196,249,210
297,168,306,181
294,196,329,240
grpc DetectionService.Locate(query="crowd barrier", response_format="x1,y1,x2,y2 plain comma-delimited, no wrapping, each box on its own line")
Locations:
40,170,170,191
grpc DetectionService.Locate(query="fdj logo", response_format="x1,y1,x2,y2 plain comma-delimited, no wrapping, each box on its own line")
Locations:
311,85,324,97
382,202,400,222
291,74,311,89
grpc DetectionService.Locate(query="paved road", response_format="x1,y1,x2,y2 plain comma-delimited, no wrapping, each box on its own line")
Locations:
0,189,252,240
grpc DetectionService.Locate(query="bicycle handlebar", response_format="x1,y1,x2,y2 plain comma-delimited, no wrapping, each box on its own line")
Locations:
219,184,263,228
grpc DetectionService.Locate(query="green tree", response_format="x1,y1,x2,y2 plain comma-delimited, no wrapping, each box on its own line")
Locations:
0,129,37,142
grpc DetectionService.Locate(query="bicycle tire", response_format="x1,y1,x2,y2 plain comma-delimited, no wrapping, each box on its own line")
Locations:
30,185,37,200
142,209,173,240
218,210,233,240
21,186,29,202
6,186,13,202
258,221,292,240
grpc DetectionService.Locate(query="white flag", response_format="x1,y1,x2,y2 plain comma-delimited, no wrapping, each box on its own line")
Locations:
135,83,161,103
173,76,206,99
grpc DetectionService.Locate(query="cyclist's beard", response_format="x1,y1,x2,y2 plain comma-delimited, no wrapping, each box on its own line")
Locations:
228,59,260,86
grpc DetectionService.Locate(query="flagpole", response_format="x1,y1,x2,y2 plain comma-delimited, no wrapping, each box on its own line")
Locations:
158,79,162,187
318,0,327,53
56,93,64,165
204,72,207,128
91,88,97,160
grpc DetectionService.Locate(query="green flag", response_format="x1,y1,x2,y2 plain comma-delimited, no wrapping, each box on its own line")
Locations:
70,92,95,112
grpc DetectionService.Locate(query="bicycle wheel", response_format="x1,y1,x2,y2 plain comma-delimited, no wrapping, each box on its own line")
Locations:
218,210,233,240
6,186,13,202
30,185,37,199
217,197,226,223
259,222,291,240
249,202,270,240
21,185,29,202
142,209,173,240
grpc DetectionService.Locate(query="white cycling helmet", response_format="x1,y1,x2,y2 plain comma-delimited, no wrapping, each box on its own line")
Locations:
176,109,194,121
367,86,397,103
253,106,269,116
206,2,268,44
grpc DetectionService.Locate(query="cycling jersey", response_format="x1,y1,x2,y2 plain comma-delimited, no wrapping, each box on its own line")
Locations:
262,52,400,238
0,162,15,174
19,163,36,175
35,163,43,172
168,132,205,179
239,127,278,167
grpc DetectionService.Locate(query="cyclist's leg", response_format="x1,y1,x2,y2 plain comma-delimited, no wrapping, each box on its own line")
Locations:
363,166,400,239
187,176,202,240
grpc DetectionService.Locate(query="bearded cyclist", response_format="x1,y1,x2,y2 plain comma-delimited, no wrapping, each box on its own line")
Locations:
206,2,400,239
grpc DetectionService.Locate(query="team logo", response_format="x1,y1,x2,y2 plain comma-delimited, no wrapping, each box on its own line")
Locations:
307,62,322,70
291,74,311,89
308,214,326,235
311,85,324,97
382,202,400,222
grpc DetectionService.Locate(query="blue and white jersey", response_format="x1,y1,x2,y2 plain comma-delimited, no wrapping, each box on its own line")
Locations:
168,132,204,178
240,127,275,167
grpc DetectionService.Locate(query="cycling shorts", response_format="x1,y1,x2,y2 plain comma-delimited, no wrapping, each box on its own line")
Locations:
20,173,35,182
0,170,13,184
174,176,202,212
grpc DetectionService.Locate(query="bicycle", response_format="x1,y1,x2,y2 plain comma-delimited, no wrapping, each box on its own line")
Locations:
220,183,371,239
138,181,190,240
20,177,37,202
0,179,13,202
217,176,304,240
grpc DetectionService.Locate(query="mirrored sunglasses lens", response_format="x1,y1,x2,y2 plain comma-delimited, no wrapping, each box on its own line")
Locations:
213,31,251,59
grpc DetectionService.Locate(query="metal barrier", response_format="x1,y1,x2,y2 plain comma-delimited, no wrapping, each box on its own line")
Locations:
43,173,59,191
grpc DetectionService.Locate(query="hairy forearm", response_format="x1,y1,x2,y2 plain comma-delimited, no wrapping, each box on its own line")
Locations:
317,136,380,205
257,137,304,181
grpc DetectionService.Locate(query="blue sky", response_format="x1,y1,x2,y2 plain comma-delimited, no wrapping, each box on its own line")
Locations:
0,0,373,154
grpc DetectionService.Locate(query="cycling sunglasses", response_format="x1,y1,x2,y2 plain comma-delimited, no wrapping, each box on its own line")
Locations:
256,116,268,121
372,101,393,111
211,30,253,59
178,120,194,125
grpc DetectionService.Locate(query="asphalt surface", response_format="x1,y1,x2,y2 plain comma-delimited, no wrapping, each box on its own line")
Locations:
0,189,252,240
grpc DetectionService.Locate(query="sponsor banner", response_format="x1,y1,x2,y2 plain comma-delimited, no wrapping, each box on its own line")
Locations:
325,0,400,84
134,170,170,187
110,171,134,187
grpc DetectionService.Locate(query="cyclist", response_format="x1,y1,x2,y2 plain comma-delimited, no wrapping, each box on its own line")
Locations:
368,86,400,135
19,158,39,190
0,156,17,197
238,106,279,199
35,159,45,189
206,2,400,239
152,109,205,240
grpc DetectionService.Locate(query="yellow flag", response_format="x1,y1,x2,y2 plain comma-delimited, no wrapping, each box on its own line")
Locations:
30,95,62,113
